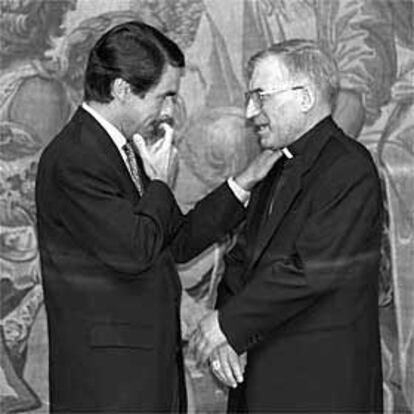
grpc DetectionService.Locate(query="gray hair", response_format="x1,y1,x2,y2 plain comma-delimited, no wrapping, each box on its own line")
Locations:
247,39,339,107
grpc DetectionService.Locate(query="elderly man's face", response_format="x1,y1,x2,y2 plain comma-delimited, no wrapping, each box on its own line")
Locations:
246,56,304,150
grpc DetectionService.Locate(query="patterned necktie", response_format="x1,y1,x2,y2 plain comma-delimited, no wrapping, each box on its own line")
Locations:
122,141,144,196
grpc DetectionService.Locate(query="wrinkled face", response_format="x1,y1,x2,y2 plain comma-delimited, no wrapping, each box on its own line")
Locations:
122,64,182,141
246,56,305,150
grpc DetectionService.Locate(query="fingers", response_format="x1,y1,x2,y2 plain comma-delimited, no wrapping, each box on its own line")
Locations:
227,346,244,383
132,134,149,159
168,146,179,185
159,122,173,147
189,311,229,369
149,123,173,158
261,148,283,164
151,135,165,153
254,149,283,180
210,345,245,388
210,348,236,388
197,339,214,365
131,134,157,179
266,150,282,169
189,311,228,365
240,352,247,371
212,359,236,388
132,127,172,158
189,329,213,366
131,126,176,183
190,323,247,389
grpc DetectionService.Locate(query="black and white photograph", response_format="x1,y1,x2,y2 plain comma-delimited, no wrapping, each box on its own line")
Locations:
0,0,413,412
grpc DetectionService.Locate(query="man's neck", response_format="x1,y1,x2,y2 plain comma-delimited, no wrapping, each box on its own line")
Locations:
301,108,331,136
284,108,331,151
85,100,121,130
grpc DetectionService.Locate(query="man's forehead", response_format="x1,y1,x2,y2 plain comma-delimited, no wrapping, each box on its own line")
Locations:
249,55,289,88
156,65,182,93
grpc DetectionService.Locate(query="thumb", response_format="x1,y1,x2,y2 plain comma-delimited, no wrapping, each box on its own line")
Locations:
156,123,174,155
240,352,247,369
271,149,283,163
171,145,178,160
262,148,282,159
132,134,149,160
263,149,282,166
160,123,174,146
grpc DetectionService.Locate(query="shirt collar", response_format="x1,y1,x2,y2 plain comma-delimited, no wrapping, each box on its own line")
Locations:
281,147,294,159
82,102,127,152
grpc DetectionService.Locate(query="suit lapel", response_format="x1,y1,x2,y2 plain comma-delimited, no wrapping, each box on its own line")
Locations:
76,107,146,194
250,159,303,267
245,162,280,261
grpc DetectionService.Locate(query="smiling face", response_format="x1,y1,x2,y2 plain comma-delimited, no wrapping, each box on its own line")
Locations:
120,64,182,141
246,56,306,150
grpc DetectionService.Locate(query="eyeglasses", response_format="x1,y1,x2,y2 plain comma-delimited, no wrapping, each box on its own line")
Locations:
245,86,305,110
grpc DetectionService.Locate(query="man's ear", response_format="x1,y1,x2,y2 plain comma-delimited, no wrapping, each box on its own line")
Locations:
299,85,315,113
112,78,131,102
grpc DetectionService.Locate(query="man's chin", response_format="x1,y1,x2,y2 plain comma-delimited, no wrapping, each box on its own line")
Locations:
258,134,273,149
258,132,284,151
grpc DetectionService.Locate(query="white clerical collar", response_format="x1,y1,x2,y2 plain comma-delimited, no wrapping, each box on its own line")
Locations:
281,147,294,159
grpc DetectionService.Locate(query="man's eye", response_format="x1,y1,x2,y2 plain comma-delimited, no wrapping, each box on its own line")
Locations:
166,95,177,104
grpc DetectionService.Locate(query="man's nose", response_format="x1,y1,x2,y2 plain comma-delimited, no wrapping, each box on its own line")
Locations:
161,96,175,119
245,99,261,120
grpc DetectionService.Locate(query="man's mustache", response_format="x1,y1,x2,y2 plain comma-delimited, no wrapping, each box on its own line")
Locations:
147,116,175,142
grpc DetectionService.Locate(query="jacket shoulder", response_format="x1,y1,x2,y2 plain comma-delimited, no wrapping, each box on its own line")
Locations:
38,108,103,175
319,128,379,181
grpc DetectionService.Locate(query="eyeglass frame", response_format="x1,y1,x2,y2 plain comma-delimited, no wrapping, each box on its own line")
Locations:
245,85,305,109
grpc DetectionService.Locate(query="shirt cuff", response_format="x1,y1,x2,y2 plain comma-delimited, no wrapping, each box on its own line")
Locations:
227,177,250,207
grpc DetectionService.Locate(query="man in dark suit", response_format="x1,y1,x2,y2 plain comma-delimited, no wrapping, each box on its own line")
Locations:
191,39,383,412
35,21,280,413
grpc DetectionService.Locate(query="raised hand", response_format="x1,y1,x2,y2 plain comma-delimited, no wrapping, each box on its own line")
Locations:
234,149,282,191
132,123,178,185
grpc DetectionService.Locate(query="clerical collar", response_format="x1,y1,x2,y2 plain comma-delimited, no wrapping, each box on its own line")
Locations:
285,116,333,158
281,147,294,159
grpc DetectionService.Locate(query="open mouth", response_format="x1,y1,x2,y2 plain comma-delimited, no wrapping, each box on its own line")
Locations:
254,123,270,135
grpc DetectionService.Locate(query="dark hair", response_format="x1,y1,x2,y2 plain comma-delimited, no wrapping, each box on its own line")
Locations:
84,20,185,103
247,39,339,108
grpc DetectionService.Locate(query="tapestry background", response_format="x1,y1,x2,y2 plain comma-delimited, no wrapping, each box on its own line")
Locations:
0,0,413,412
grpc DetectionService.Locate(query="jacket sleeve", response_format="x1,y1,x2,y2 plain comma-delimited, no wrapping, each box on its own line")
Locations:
216,226,249,309
219,155,382,354
55,155,245,276
169,182,246,263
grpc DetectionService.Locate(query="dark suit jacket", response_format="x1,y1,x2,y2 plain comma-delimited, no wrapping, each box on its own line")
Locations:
35,107,245,413
218,117,383,412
